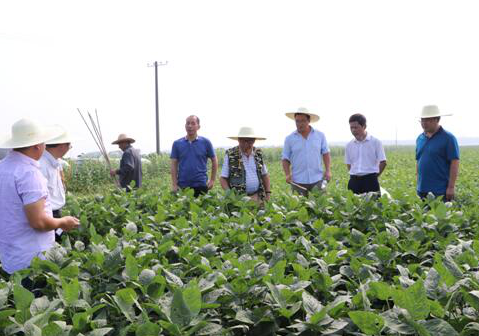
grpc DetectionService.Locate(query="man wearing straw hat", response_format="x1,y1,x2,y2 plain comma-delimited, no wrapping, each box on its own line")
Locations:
110,134,143,191
282,107,331,196
220,127,271,202
416,105,460,201
39,126,73,242
170,115,218,197
0,119,80,281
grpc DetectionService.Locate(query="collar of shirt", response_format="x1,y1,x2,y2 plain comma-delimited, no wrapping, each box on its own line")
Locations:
353,133,371,143
423,126,444,139
184,136,199,143
294,127,315,137
43,150,60,169
10,150,40,168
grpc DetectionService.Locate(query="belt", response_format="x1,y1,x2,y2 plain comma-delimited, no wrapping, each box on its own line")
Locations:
350,173,377,179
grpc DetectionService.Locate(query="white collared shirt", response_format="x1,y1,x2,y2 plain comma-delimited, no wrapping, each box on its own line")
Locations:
345,134,386,175
39,151,66,210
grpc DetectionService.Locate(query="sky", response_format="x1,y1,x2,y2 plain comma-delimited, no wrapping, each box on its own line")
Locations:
1,0,479,158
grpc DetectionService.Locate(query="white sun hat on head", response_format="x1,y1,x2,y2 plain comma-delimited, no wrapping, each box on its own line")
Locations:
285,107,320,123
228,127,266,140
45,125,75,145
0,119,64,149
420,105,452,118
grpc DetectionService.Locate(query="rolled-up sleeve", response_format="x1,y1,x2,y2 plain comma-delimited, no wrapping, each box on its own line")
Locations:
282,137,292,161
220,154,230,178
320,133,330,154
17,170,48,206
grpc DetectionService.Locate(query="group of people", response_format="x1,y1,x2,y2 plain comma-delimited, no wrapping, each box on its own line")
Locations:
167,105,459,202
0,104,460,283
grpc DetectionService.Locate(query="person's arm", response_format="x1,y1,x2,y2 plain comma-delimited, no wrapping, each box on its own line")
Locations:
282,159,292,184
378,160,387,176
220,177,230,190
110,151,134,177
24,198,79,232
262,174,271,201
170,158,179,192
207,156,218,189
346,164,351,171
446,159,459,201
322,152,332,181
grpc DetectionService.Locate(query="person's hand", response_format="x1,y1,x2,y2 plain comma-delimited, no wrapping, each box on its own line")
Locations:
110,169,116,177
59,216,80,232
285,174,292,184
265,192,271,201
324,170,332,181
207,179,214,190
171,184,178,192
446,186,455,201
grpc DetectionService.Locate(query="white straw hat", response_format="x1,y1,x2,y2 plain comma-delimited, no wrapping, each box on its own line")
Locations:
112,133,136,145
228,127,266,140
285,107,320,123
420,105,452,118
46,125,74,145
0,119,64,149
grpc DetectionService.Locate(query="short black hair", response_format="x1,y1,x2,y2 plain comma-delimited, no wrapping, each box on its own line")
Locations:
294,113,310,121
46,144,60,148
349,113,367,127
187,115,200,125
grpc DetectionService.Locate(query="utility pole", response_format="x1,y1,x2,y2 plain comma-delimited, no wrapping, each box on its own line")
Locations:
147,61,168,154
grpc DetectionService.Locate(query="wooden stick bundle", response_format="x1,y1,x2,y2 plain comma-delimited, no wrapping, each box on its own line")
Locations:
77,108,118,186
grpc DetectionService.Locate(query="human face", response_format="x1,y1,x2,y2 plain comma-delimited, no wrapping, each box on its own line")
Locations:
420,117,440,134
60,143,72,157
349,121,366,140
185,116,200,137
118,141,129,151
294,114,310,133
238,138,255,154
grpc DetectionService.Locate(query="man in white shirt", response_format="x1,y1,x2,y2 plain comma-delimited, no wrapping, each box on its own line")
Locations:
345,114,387,194
39,127,73,241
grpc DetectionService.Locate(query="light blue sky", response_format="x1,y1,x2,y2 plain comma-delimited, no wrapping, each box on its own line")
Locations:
1,0,478,157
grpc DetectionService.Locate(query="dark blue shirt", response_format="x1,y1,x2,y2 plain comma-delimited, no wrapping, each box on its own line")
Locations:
170,136,215,188
416,127,459,195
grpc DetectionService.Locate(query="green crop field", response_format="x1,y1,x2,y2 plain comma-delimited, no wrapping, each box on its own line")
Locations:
1,147,479,335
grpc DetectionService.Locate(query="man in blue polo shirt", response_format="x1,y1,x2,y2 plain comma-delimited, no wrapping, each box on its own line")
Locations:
416,105,460,201
170,115,218,197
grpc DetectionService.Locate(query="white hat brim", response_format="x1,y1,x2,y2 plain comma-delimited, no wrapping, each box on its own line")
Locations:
420,113,453,118
0,126,65,149
285,112,320,123
228,136,266,140
45,127,76,145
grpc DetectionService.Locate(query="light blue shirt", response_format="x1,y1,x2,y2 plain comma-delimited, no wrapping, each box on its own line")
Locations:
0,151,54,274
282,128,329,184
221,151,268,194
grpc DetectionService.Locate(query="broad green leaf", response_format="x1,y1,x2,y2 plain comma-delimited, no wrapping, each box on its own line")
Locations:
418,318,458,336
392,280,429,320
302,291,323,316
125,254,139,280
42,322,63,336
61,277,80,306
136,321,161,336
349,311,384,335
87,328,114,336
14,282,34,311
369,282,392,301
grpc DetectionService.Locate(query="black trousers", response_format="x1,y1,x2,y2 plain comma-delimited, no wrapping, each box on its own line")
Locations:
53,209,62,242
181,186,208,198
348,173,380,194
